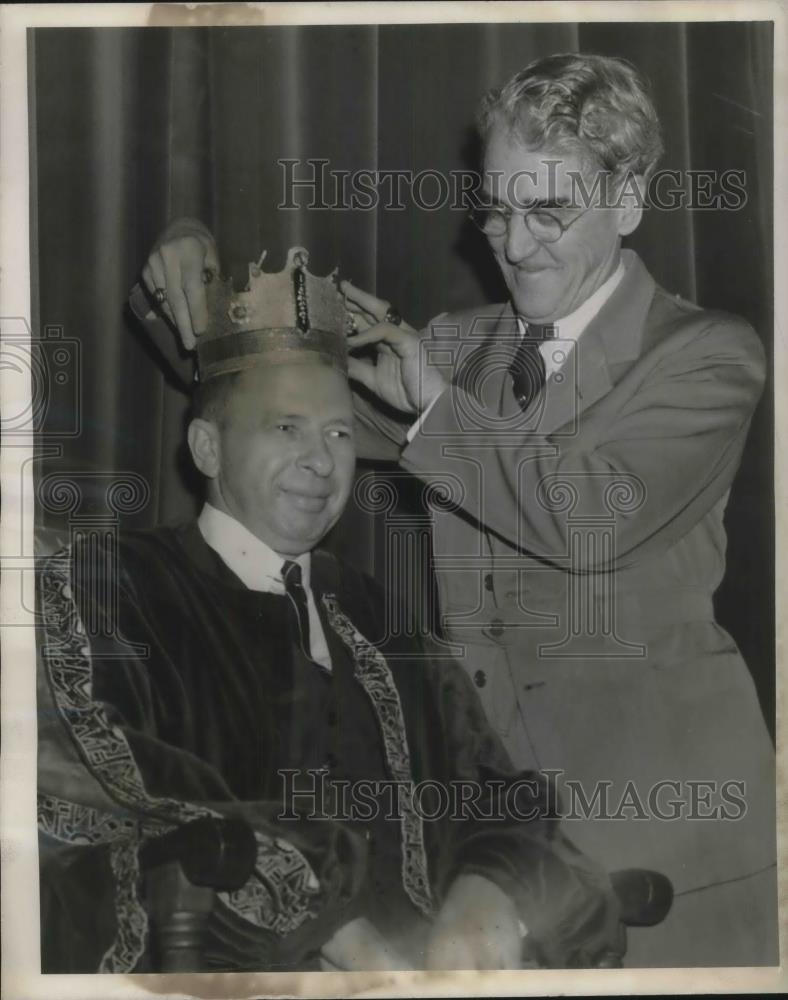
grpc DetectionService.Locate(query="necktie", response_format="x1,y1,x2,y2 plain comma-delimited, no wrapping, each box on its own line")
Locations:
509,323,556,412
282,560,312,661
280,560,336,777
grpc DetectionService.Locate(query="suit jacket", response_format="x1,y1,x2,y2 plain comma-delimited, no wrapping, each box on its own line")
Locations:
353,250,776,895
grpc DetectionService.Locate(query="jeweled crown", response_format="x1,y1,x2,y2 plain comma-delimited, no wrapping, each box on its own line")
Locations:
197,246,352,381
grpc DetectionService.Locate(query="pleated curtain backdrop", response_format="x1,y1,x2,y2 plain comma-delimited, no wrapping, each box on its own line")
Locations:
31,22,774,728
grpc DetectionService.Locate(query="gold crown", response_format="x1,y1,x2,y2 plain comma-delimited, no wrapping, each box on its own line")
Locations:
196,246,352,380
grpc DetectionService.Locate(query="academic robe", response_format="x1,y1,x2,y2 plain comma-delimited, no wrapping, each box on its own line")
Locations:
37,524,622,973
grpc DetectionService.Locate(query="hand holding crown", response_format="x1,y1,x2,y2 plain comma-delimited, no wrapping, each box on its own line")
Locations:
343,280,449,415
142,217,220,349
142,221,352,381
141,217,448,410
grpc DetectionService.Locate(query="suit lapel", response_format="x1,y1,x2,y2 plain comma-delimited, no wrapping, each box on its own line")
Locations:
539,324,613,435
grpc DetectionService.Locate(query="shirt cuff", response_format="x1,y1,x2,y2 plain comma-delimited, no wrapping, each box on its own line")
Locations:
405,391,444,443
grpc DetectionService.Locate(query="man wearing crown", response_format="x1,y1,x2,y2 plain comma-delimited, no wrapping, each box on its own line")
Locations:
37,246,626,974
129,54,776,967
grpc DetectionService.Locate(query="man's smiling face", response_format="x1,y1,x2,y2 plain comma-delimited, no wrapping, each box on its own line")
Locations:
482,124,641,323
191,363,356,556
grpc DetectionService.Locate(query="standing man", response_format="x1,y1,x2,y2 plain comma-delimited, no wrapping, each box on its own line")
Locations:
133,54,776,966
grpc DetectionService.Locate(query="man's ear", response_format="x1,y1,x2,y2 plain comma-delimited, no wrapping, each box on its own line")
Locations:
616,172,645,237
187,418,221,479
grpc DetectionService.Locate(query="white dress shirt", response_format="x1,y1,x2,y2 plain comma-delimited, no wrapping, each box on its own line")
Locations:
198,503,332,671
523,257,625,377
407,256,626,441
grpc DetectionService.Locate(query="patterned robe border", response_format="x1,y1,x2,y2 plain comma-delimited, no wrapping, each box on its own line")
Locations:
38,549,322,971
321,593,434,917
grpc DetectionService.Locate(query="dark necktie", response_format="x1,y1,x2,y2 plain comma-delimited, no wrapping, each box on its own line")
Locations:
280,559,336,776
282,560,312,661
509,323,556,412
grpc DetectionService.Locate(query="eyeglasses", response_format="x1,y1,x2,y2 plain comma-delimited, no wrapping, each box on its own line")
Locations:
468,203,590,243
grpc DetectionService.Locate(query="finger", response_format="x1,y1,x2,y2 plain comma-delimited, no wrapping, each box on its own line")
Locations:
146,252,171,303
182,269,210,337
347,324,414,355
159,247,197,349
345,306,379,335
346,305,418,338
141,261,156,296
346,311,374,336
347,356,378,392
171,236,216,339
199,234,221,273
340,280,390,322
144,256,179,330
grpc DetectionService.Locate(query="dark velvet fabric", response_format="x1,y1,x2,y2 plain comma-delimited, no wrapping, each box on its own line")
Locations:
38,524,623,971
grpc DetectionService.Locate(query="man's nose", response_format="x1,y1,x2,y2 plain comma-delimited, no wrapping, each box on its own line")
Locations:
503,213,541,262
298,432,334,476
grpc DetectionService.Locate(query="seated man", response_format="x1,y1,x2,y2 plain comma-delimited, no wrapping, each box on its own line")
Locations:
37,247,623,974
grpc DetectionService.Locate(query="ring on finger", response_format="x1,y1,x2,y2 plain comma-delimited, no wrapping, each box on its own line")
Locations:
384,306,402,326
153,287,167,305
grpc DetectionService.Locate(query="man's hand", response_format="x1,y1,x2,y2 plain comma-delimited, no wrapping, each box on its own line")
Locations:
341,280,448,414
320,917,413,971
141,217,220,349
425,873,523,970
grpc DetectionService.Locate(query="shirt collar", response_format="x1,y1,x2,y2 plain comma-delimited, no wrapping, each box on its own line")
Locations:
197,503,311,594
518,256,626,343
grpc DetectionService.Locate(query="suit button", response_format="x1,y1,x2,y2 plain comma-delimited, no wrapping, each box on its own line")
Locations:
473,670,487,688
489,617,505,638
484,573,494,592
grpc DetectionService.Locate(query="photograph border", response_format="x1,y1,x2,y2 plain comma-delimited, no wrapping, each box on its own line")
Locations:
1,3,785,997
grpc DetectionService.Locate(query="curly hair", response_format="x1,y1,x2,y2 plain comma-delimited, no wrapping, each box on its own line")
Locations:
478,53,664,181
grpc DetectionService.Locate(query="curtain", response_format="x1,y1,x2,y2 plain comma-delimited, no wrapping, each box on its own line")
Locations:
31,22,774,729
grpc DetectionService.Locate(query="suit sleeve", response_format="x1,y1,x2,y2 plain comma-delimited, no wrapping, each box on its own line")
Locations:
350,311,459,461
400,315,766,569
351,384,412,461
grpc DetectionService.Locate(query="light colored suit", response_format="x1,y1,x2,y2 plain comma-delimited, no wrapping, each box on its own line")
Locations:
354,251,776,926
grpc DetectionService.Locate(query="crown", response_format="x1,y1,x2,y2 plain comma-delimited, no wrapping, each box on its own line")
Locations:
196,246,352,381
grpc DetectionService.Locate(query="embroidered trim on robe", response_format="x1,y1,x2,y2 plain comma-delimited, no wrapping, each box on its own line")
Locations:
322,593,434,918
38,549,323,971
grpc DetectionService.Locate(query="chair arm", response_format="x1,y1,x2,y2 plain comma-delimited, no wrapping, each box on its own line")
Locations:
141,816,257,972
